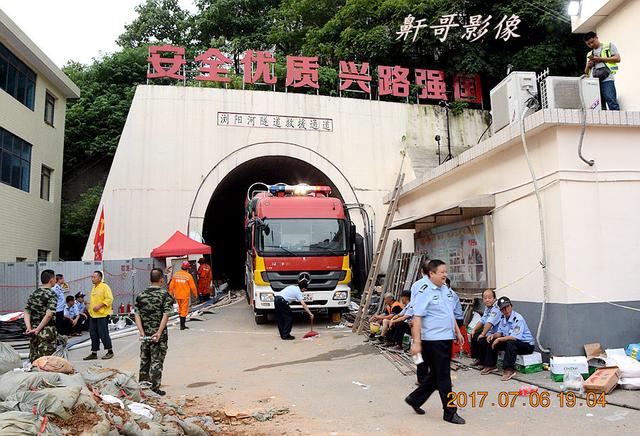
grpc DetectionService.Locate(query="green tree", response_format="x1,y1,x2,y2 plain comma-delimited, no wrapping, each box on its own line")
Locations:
60,186,104,260
117,0,193,48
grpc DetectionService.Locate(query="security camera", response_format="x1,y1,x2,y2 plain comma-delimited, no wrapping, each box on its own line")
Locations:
435,135,441,142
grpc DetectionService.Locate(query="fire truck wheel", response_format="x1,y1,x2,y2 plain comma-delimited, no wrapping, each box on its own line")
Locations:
254,310,268,325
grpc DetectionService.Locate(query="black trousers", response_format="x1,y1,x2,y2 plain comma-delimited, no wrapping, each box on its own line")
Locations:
407,340,456,419
483,339,534,370
89,317,113,352
274,296,293,338
77,315,89,331
60,318,80,335
470,329,483,359
55,311,65,334
391,322,411,346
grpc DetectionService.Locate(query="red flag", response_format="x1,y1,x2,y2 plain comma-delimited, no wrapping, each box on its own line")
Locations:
93,207,105,261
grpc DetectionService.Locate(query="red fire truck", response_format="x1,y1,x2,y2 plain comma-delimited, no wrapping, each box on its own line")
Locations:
245,183,355,324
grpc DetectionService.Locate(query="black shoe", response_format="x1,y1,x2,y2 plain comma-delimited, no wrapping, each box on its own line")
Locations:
282,335,295,340
102,350,114,360
153,388,166,396
83,353,97,361
404,397,425,415
444,413,465,424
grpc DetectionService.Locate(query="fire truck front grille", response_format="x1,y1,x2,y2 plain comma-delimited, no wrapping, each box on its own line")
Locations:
265,270,343,292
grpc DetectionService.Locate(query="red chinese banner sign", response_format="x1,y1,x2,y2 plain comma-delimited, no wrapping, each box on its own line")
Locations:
93,207,105,261
147,45,483,105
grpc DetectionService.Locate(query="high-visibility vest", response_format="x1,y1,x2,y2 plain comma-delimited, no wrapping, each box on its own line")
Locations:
587,42,619,74
385,300,405,314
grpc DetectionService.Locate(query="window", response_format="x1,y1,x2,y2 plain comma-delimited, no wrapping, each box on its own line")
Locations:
0,42,36,110
0,127,32,192
44,92,55,125
37,250,50,262
15,257,27,262
40,165,52,200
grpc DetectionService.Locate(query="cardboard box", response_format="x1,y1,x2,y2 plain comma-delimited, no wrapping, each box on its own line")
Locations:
584,343,607,368
498,351,543,373
583,366,621,394
550,356,589,382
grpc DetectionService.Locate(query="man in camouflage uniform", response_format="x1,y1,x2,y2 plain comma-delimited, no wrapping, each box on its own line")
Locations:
24,269,59,362
134,268,174,396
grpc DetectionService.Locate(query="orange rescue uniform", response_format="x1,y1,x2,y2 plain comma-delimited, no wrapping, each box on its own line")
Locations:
169,270,197,317
197,264,212,296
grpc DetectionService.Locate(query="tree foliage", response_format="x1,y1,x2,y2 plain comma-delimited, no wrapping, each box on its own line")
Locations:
117,0,193,48
60,186,103,260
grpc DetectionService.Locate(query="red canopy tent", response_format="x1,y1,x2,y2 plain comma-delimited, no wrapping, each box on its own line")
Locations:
150,231,211,258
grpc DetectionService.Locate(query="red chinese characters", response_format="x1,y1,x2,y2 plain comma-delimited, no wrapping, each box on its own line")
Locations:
339,61,372,93
242,50,277,85
378,65,410,97
285,56,320,89
195,48,232,82
415,69,447,100
147,45,186,80
453,73,483,104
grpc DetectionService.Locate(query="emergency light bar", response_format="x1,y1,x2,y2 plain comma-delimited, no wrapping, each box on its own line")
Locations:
268,184,332,196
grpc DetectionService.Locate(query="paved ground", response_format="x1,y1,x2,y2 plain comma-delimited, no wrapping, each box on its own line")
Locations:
68,299,640,435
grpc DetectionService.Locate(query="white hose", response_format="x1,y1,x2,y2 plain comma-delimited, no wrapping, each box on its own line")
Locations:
519,102,551,354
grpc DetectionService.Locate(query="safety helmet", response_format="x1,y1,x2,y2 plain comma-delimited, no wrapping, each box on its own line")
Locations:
181,261,191,270
298,272,311,288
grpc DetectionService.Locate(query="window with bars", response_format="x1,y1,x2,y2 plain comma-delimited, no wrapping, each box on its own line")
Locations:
44,92,55,126
40,165,52,200
0,126,32,192
37,250,50,262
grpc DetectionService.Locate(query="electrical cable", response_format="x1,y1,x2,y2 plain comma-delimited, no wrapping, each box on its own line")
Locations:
476,114,493,144
577,75,595,166
519,98,551,354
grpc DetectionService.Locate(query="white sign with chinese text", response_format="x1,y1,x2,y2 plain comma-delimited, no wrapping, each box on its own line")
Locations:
217,112,333,132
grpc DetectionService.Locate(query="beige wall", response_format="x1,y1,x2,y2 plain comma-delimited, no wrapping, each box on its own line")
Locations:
82,85,487,262
0,47,68,261
572,0,640,110
395,110,640,305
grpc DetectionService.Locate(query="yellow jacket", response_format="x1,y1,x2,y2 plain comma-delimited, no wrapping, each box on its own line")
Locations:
89,282,114,318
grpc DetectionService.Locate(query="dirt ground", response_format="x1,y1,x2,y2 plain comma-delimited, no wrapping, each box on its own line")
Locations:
67,298,640,435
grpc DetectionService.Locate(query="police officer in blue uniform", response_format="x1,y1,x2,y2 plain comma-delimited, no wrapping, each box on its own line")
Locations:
445,278,464,327
274,272,314,340
483,296,535,381
405,259,466,425
470,289,500,369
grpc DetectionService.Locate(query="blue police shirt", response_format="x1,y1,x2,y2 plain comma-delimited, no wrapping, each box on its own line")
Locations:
497,310,535,345
413,279,456,341
75,301,86,314
279,285,304,303
53,284,65,312
405,276,431,317
480,303,500,334
451,290,463,321
64,304,78,319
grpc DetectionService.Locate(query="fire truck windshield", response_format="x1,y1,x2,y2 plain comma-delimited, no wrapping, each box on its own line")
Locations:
257,219,347,256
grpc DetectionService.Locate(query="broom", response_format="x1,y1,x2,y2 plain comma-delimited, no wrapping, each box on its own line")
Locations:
303,315,319,338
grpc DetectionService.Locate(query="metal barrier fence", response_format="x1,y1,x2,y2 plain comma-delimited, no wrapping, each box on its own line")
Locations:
0,258,164,314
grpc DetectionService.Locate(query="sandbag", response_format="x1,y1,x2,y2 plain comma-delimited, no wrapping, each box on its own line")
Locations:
0,410,63,435
0,342,23,375
96,372,143,402
0,390,72,419
0,371,62,399
607,354,640,378
35,386,82,409
33,355,74,374
81,366,117,385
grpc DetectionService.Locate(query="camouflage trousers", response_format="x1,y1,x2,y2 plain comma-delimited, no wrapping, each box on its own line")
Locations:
29,325,58,362
139,338,168,390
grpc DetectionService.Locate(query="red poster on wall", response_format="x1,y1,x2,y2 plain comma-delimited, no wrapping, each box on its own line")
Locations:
93,207,105,261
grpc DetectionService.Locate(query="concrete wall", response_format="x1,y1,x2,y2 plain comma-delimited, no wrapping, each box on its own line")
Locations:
395,110,640,354
572,0,640,110
0,54,68,262
82,85,487,262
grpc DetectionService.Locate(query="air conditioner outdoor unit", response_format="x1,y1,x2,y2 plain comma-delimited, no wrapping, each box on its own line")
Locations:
490,71,538,134
544,76,601,110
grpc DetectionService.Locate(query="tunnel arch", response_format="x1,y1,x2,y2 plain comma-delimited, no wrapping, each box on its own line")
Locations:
201,155,347,286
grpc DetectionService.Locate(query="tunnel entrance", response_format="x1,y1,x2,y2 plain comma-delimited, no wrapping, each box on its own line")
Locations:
202,156,345,288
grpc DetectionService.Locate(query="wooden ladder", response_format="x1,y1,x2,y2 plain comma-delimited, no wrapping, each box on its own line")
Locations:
353,170,405,333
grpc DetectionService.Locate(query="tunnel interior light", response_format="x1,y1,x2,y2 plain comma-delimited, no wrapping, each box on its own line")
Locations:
567,1,581,16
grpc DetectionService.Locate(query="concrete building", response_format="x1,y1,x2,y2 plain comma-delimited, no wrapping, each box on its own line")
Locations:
0,9,80,261
572,0,639,110
81,85,486,284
